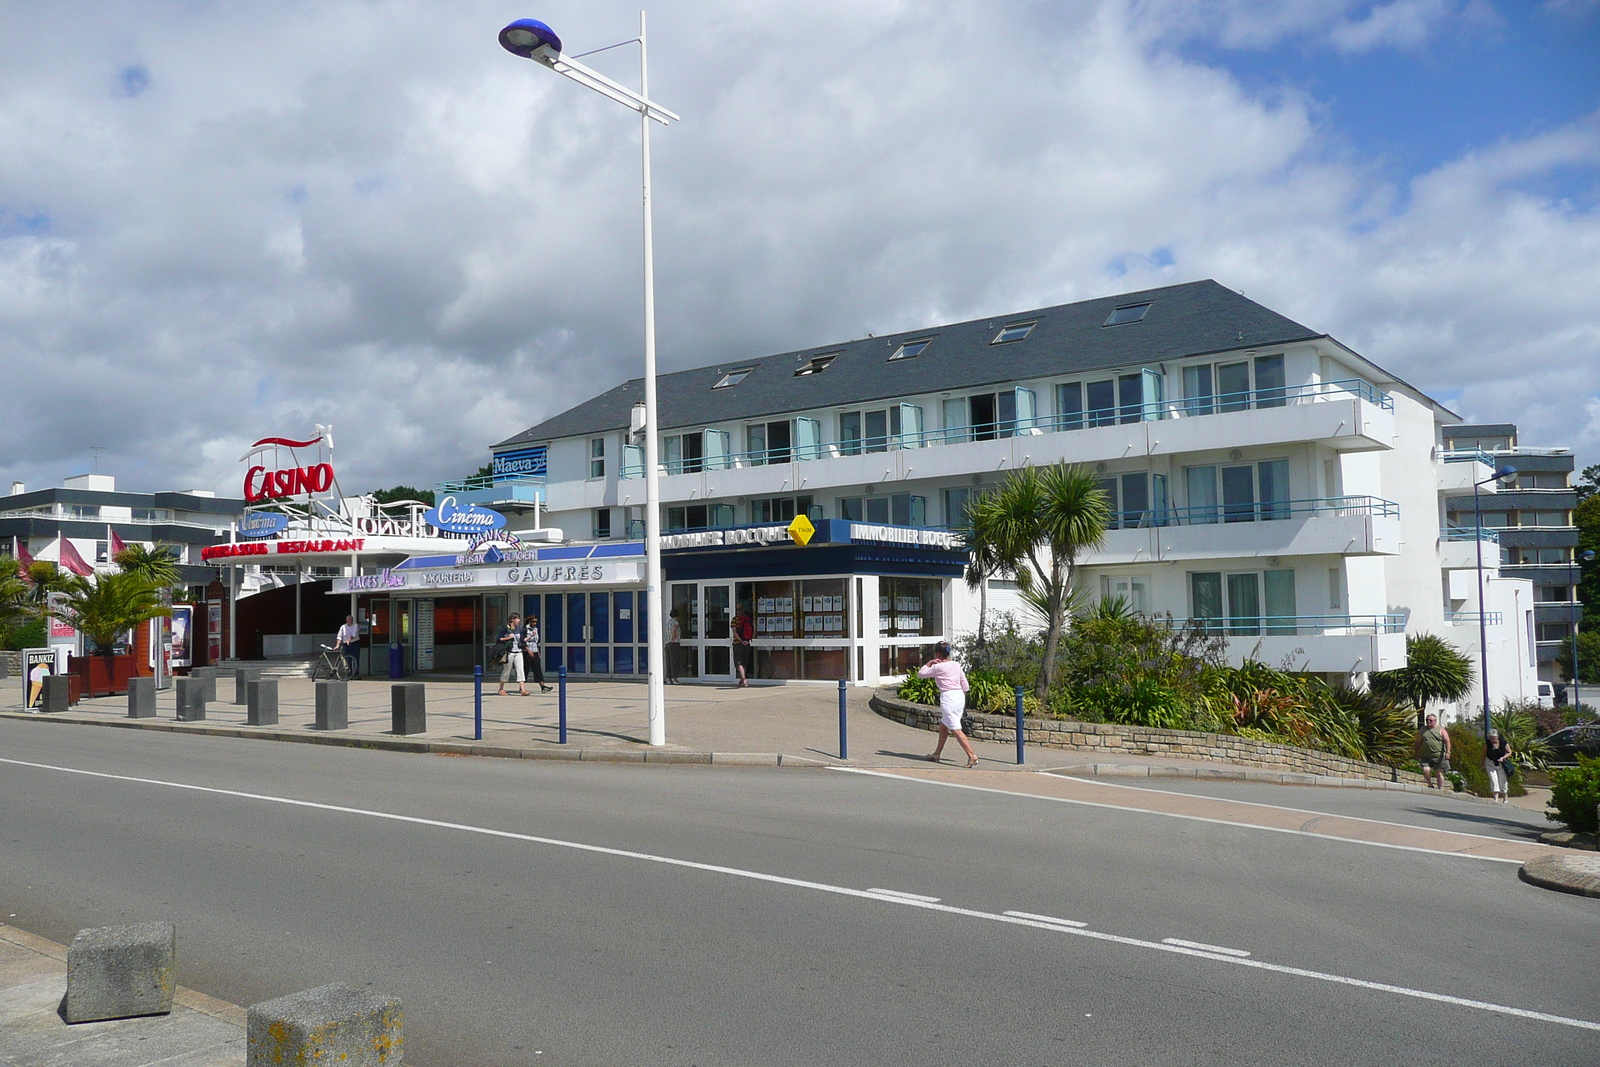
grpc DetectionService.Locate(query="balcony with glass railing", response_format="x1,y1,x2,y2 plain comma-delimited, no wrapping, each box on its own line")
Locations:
1161,613,1406,637
1447,611,1503,626
433,473,546,509
617,378,1394,480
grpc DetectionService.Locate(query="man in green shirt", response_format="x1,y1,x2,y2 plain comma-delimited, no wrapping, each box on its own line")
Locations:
1415,713,1451,789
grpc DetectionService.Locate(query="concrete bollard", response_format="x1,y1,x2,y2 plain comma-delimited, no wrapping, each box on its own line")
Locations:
64,922,177,1023
195,668,219,704
41,674,71,713
246,983,402,1067
391,683,426,736
315,680,348,730
175,677,206,722
234,667,261,705
247,677,279,726
128,676,157,718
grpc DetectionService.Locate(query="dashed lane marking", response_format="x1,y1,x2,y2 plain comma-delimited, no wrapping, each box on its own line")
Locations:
1163,938,1251,957
2,755,1596,1035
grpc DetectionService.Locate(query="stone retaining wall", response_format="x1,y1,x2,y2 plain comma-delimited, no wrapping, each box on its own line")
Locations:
870,689,1423,784
0,650,19,678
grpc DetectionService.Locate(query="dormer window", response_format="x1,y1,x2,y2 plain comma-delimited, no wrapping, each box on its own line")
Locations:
713,367,754,389
888,338,933,361
1104,303,1151,326
795,352,839,377
992,321,1036,344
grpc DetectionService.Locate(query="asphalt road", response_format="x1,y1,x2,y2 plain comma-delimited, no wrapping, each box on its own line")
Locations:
1,718,1596,1067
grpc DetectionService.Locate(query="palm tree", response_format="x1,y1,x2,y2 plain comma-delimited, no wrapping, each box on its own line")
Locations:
968,462,1110,699
963,499,1013,648
1369,632,1474,729
0,555,29,633
22,560,87,615
114,543,181,588
49,570,170,655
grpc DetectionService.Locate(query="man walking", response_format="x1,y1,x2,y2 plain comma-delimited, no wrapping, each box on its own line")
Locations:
335,615,361,679
665,608,682,684
495,612,528,697
1415,713,1451,789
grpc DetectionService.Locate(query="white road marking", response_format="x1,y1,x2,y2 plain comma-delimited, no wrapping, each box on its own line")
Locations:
1003,911,1088,928
1163,938,1251,957
3,755,1596,1035
866,888,941,902
834,767,1527,864
1043,771,1558,847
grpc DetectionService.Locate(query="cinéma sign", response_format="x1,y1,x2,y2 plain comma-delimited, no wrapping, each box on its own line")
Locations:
238,511,289,538
424,496,506,535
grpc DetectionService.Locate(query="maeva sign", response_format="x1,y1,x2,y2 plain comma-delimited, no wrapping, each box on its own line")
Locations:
424,496,506,535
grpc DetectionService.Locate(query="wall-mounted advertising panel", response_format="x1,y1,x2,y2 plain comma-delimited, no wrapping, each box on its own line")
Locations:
492,446,546,483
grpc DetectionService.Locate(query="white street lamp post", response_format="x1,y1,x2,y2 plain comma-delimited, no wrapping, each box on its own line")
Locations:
500,15,679,746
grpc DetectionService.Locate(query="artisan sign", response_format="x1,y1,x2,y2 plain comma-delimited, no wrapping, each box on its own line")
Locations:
423,496,506,535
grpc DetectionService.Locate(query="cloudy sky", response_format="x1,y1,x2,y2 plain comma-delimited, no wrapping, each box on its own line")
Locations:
2,0,1597,497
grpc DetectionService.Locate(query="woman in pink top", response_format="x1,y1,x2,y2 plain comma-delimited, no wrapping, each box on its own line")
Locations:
919,642,977,768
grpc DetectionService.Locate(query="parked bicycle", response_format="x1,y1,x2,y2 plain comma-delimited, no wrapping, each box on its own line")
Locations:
312,643,353,682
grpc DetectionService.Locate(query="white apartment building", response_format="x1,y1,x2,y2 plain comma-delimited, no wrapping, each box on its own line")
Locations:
475,280,1538,703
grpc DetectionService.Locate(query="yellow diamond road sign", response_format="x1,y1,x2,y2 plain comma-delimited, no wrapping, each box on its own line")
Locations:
787,514,815,546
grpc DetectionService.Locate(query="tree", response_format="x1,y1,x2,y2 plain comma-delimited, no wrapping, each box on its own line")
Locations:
1369,632,1475,728
968,463,1110,700
963,496,1014,648
0,555,29,632
1574,462,1599,503
1576,494,1600,613
1556,631,1600,686
21,560,86,614
114,544,180,588
370,485,436,507
49,571,170,655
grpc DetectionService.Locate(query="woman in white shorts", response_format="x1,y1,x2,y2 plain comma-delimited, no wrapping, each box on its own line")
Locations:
919,642,977,768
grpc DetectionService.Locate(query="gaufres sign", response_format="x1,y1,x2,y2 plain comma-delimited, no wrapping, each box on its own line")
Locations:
239,432,336,504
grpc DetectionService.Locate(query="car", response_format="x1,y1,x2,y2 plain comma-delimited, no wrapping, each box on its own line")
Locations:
1536,682,1556,709
1543,723,1600,765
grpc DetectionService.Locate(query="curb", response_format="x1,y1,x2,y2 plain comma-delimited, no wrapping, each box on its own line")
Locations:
1519,854,1600,898
0,710,831,769
1043,764,1453,794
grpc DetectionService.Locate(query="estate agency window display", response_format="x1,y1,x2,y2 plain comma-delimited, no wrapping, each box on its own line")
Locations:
742,577,851,681
878,577,945,677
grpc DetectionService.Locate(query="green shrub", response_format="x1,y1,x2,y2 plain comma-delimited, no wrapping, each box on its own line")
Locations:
1336,688,1417,767
0,618,44,651
953,615,1042,693
897,673,937,706
1546,755,1600,834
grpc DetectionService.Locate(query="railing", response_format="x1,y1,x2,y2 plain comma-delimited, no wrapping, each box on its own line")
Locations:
437,473,547,493
1448,611,1503,626
1161,613,1406,637
1438,448,1496,467
1105,495,1398,530
1443,525,1499,544
618,378,1393,479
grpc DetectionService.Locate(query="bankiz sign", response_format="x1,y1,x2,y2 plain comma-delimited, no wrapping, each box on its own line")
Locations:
239,432,336,503
423,496,506,535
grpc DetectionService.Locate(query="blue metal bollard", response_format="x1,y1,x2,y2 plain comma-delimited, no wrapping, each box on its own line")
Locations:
474,665,483,741
1014,685,1025,765
838,678,849,760
558,665,568,744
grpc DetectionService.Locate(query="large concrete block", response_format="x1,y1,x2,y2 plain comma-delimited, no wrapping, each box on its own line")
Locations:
41,674,71,713
234,667,261,705
246,983,402,1067
194,668,219,703
128,676,157,718
315,680,348,730
175,676,206,722
391,683,426,736
64,922,176,1023
247,677,279,726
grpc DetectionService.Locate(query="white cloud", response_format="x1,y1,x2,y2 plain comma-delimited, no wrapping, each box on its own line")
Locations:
0,0,1595,500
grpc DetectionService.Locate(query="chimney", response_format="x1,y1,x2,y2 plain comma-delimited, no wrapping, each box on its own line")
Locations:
9,481,23,496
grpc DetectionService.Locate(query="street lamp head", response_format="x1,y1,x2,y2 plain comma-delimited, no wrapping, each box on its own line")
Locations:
1494,465,1518,482
499,18,562,65
1582,549,1597,562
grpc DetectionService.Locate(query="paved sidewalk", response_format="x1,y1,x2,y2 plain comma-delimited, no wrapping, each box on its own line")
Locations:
0,923,245,1067
0,678,1497,794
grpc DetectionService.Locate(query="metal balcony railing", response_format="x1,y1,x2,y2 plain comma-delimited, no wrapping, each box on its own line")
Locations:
617,378,1393,479
1443,525,1499,544
436,473,547,493
1161,613,1406,637
1448,611,1503,626
1438,448,1497,467
1105,495,1398,530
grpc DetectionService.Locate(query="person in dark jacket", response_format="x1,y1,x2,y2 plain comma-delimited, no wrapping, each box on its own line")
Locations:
523,615,552,693
1484,727,1511,803
495,613,528,696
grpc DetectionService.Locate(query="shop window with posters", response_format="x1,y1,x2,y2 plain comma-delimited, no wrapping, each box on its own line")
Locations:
737,576,850,680
878,577,945,678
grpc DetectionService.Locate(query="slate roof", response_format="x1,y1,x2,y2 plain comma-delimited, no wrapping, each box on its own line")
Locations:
495,279,1325,448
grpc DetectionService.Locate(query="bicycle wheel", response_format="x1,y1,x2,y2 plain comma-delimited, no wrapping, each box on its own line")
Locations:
334,657,353,682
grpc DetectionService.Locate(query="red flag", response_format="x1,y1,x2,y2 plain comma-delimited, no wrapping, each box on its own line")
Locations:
16,539,35,572
57,537,94,577
110,528,129,557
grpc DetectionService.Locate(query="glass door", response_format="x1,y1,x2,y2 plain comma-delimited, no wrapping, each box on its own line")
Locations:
669,583,700,679
702,584,732,679
565,593,587,674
